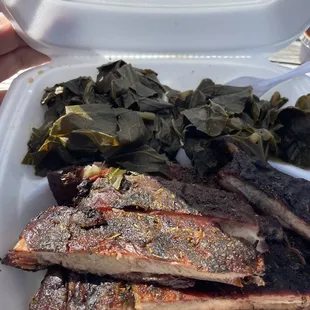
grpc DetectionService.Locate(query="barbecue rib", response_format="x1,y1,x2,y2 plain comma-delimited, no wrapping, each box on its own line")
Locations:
30,271,310,310
218,151,310,241
48,165,281,252
3,206,264,287
30,231,310,310
83,175,275,252
78,173,253,219
32,247,310,310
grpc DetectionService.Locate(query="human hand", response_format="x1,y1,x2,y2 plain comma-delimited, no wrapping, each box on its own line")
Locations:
0,14,50,103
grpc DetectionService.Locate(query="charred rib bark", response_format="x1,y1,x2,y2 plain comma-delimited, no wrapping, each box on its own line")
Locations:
218,151,310,240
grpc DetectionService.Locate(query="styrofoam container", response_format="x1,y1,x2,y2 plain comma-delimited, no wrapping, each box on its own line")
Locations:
1,1,310,309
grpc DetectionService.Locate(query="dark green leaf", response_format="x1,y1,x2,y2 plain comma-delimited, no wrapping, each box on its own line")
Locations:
197,79,252,99
183,136,219,176
26,121,54,153
225,117,243,132
171,114,185,139
97,60,127,80
240,112,255,128
96,72,117,95
259,108,279,129
137,96,172,112
183,130,231,176
95,60,127,94
61,77,94,97
130,82,157,97
167,90,193,109
211,88,253,114
113,145,170,176
251,101,260,123
40,76,99,125
93,93,114,106
181,102,228,137
153,115,182,157
65,105,118,135
66,132,103,153
109,64,173,112
111,64,140,102
134,68,166,97
231,128,278,161
276,106,310,167
23,134,100,177
244,93,285,129
196,78,215,96
189,90,206,109
116,109,151,145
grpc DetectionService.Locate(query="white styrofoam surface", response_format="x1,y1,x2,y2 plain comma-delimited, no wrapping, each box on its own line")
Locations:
2,0,310,56
1,58,310,309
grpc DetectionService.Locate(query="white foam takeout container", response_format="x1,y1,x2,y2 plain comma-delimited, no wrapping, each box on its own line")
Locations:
1,0,310,309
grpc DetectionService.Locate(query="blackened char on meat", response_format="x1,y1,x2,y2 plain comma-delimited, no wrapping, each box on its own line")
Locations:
168,163,220,188
218,151,310,241
3,206,264,287
47,166,84,206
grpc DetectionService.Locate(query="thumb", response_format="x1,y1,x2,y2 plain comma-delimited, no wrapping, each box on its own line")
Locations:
0,90,6,104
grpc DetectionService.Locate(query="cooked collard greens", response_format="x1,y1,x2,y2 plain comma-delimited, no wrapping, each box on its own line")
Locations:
23,60,309,176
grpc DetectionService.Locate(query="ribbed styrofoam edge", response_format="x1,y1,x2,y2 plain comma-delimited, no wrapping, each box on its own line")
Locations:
2,0,310,57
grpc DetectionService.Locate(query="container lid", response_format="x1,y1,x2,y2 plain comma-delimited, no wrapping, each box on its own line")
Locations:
2,0,310,57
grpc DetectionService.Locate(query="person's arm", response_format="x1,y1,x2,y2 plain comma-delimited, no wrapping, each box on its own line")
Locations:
0,13,50,103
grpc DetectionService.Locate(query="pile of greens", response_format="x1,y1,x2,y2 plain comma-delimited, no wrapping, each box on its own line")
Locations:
23,60,310,177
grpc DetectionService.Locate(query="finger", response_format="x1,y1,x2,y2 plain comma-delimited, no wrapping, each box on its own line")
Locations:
0,90,6,104
0,14,26,56
0,46,50,82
